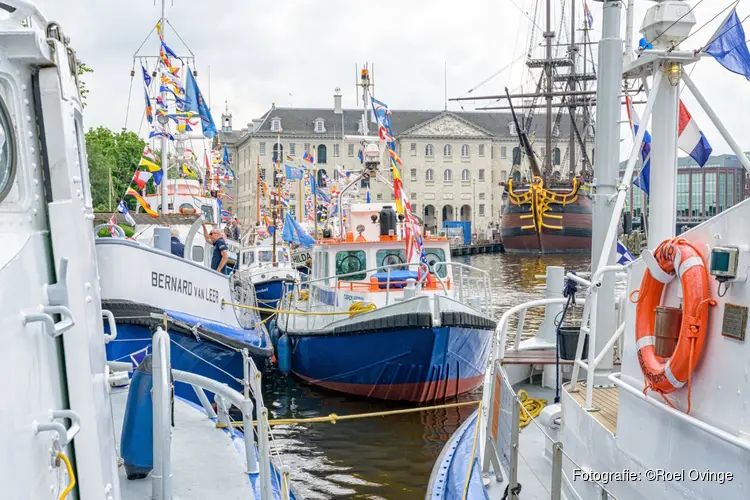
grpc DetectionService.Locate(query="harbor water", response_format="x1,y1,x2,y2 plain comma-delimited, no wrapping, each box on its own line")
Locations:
262,253,591,499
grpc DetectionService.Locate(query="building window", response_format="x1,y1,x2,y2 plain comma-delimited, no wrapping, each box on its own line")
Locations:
705,172,717,217
501,170,508,182
410,168,417,181
317,169,327,187
444,169,453,183
461,169,470,182
553,147,561,165
691,173,703,217
426,144,434,157
479,204,485,216
501,146,507,159
461,144,470,158
259,142,266,156
317,144,327,164
479,169,485,182
410,143,417,156
411,193,417,199
444,144,452,157
290,143,296,156
314,118,325,133
272,143,283,164
479,144,485,157
390,193,395,200
304,143,310,153
333,144,340,157
361,177,370,189
376,193,383,201
512,147,521,165
412,203,417,214
426,168,434,182
508,122,517,136
479,193,486,200
348,143,354,157
270,118,282,132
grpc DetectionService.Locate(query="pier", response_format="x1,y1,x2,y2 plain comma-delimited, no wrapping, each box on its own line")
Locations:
449,243,504,256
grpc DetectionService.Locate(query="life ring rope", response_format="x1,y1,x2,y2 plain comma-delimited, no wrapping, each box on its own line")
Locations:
633,237,717,414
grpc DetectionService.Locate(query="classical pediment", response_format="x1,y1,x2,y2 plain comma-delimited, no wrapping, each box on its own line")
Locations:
402,114,490,138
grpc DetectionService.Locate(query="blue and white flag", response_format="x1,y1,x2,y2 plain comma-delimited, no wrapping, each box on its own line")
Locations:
616,240,635,266
130,346,149,367
117,201,136,227
282,213,315,248
704,9,750,80
625,96,651,196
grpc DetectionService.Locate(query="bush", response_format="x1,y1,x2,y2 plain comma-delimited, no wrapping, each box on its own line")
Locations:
96,224,135,238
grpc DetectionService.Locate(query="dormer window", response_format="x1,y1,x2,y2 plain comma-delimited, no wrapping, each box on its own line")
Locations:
270,117,282,133
314,118,326,133
553,124,560,137
508,122,517,136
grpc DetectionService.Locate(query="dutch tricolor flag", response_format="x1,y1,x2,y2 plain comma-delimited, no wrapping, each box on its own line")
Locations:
678,101,713,167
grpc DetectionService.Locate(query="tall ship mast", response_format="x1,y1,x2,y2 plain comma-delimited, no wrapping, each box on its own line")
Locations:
454,0,597,253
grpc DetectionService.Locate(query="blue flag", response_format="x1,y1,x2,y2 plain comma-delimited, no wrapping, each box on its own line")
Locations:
705,9,750,80
626,97,651,196
184,68,217,138
141,64,152,87
282,213,315,248
284,164,304,180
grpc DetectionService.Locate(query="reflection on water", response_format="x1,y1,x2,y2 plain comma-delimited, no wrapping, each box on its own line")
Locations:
263,253,590,499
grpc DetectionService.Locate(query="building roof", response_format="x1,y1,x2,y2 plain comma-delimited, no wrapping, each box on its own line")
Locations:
236,107,576,145
677,153,744,168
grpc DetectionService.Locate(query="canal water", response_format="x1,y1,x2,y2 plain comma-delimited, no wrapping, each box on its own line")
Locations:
263,253,591,499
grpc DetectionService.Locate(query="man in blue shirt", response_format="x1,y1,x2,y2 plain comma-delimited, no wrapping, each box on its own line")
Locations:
170,228,184,258
202,222,230,275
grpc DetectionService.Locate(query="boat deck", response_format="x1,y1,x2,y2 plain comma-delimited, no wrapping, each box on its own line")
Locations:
501,349,575,365
567,383,620,434
112,388,254,499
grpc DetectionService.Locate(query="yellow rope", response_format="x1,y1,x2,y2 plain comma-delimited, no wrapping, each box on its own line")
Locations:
225,400,480,427
223,300,353,316
57,452,76,500
461,403,483,500
518,389,547,429
348,301,377,317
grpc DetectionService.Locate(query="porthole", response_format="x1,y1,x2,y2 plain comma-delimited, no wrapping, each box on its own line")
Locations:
0,96,17,203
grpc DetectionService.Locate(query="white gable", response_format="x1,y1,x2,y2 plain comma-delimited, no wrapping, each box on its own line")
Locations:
405,115,489,138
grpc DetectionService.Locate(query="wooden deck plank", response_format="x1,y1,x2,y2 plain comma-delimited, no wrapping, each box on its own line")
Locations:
501,349,575,365
566,384,620,434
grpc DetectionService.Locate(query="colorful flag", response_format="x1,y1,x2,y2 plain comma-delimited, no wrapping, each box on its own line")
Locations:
388,147,403,167
678,101,712,166
118,201,136,227
260,181,268,197
285,164,304,180
184,68,217,139
303,151,314,164
143,87,153,125
392,162,406,214
133,170,153,189
286,154,295,162
149,129,174,141
625,96,652,196
371,97,396,150
704,9,750,80
584,2,594,29
161,41,181,61
221,210,232,222
126,188,158,217
155,20,163,40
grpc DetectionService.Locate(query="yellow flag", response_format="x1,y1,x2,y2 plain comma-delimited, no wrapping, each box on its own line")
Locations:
139,157,161,173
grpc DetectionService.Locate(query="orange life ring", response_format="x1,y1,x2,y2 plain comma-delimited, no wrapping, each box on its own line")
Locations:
633,238,715,402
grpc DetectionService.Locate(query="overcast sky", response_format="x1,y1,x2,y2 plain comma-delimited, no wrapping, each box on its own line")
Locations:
34,0,750,157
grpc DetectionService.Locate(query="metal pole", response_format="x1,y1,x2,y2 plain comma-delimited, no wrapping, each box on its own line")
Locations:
159,0,168,215
273,133,280,264
550,442,564,500
625,0,636,62
313,147,318,240
648,61,679,247
241,349,259,474
152,327,172,500
590,0,623,384
682,72,750,174
544,0,553,181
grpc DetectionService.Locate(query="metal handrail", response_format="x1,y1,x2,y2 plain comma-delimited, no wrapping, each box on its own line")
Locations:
431,261,492,314
610,373,750,453
152,328,172,500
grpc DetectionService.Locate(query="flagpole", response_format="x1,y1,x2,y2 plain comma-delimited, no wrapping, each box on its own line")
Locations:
272,132,280,265
256,155,261,226
158,0,169,215
313,144,318,240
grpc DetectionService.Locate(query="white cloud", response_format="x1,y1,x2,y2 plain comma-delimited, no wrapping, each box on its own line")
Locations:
34,0,750,157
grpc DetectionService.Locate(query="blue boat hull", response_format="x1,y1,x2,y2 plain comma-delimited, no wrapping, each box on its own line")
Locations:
288,325,493,402
106,324,253,404
254,278,293,316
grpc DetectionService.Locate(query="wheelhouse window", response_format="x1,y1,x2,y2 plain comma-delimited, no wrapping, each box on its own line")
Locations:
376,249,407,270
259,250,274,262
0,96,15,203
336,250,367,281
424,248,447,278
201,205,214,223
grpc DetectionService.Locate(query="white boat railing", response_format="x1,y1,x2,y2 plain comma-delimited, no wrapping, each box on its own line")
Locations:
432,261,492,315
149,325,290,500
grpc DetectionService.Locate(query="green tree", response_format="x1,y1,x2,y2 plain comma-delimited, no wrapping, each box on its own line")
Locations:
77,62,93,108
85,127,146,212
